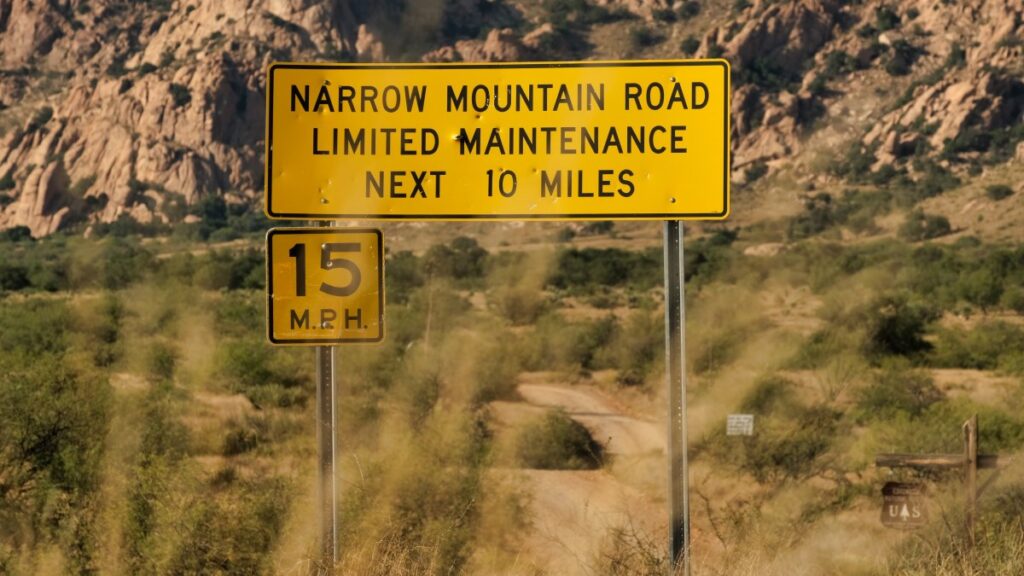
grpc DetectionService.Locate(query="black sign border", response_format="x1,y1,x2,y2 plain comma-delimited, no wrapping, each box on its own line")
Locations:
266,227,385,345
265,60,730,220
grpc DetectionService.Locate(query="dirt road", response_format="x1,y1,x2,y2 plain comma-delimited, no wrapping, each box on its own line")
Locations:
489,375,666,575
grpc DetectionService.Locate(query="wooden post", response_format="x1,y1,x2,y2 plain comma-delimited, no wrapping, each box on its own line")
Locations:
963,415,978,546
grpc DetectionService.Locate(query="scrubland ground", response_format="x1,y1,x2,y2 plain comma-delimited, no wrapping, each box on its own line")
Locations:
2,198,1024,575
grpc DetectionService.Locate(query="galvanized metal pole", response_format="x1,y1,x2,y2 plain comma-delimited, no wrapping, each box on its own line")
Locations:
316,217,339,575
964,415,978,547
664,220,690,575
316,345,338,574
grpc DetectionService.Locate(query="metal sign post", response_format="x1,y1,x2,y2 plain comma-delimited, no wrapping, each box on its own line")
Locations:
664,220,690,575
316,345,338,575
963,415,978,546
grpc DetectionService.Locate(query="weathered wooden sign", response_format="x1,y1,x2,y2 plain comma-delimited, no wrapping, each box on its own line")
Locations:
880,482,927,529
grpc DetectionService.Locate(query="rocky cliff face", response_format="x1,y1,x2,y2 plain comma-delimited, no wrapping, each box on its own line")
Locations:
0,0,1020,236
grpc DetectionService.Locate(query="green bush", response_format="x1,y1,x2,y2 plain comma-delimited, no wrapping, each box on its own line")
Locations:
740,375,800,417
170,83,191,107
549,247,661,293
875,5,901,31
823,50,856,78
517,409,603,470
222,416,269,456
788,193,834,239
930,322,1024,371
680,35,701,56
899,210,951,241
167,477,290,575
854,359,943,421
27,106,54,132
862,293,939,359
492,286,547,325
678,1,701,19
1001,288,1024,314
985,184,1014,201
594,310,663,385
746,161,769,183
0,262,30,291
629,26,662,50
956,267,1003,311
708,404,841,483
147,341,177,381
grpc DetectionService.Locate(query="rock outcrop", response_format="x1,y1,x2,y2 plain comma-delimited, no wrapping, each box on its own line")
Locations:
0,0,1020,235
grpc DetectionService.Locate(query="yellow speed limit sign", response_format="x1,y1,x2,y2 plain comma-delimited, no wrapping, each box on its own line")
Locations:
266,228,383,345
265,60,730,220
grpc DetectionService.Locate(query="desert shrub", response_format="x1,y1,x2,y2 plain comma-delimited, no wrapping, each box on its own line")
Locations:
138,62,157,76
745,160,769,183
1001,288,1024,314
219,337,308,407
899,210,951,241
213,292,264,336
823,50,856,78
423,236,488,282
652,7,675,21
680,35,700,56
166,477,290,575
26,106,53,132
147,340,177,381
985,184,1014,201
874,398,1024,455
594,310,663,385
929,322,1024,371
788,193,834,239
555,226,576,242
956,267,1003,311
386,250,423,304
492,285,548,325
469,338,520,404
737,57,797,91
0,262,30,292
517,409,603,470
875,5,901,31
0,352,110,499
708,404,841,483
0,171,14,190
191,249,263,291
534,0,619,58
169,83,191,107
629,26,662,50
861,293,939,359
581,221,614,236
521,313,616,371
678,0,700,19
222,416,269,456
854,359,943,422
831,143,877,181
740,375,801,417
0,299,71,354
550,247,661,293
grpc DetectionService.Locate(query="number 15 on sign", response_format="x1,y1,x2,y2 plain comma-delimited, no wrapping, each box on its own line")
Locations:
266,228,384,345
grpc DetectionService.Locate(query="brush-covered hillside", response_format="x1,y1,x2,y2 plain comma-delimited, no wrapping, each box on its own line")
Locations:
0,1,1023,575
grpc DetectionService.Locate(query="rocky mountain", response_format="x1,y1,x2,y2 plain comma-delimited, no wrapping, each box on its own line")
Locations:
0,0,1020,237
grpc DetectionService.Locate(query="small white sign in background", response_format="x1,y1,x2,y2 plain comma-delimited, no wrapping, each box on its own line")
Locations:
727,414,754,436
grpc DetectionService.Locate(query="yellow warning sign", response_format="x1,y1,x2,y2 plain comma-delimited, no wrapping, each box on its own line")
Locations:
265,60,730,220
266,228,383,345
